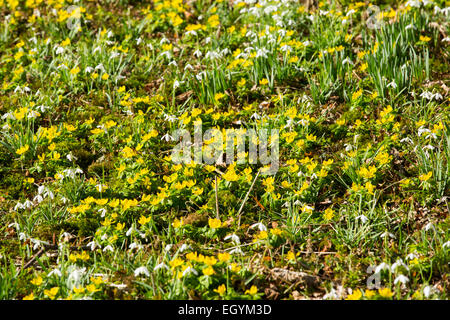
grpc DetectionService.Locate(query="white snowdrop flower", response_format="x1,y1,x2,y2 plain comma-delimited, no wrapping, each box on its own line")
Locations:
163,114,177,122
136,37,142,45
380,231,396,239
224,234,240,244
423,285,433,298
14,202,24,211
139,231,147,239
342,57,354,65
126,226,134,237
221,48,230,56
107,31,114,38
205,37,211,44
264,5,277,14
193,49,202,58
250,112,261,120
280,44,291,52
182,266,198,277
110,51,120,59
134,266,150,277
442,241,450,249
442,37,450,42
68,267,86,286
405,0,421,8
250,222,267,231
405,23,416,30
1,112,14,120
36,105,48,113
110,283,127,290
23,199,34,209
375,262,390,274
48,268,62,277
346,9,356,16
160,37,170,44
405,253,418,260
93,46,101,54
185,30,197,37
418,127,431,137
23,86,31,93
129,242,142,250
173,80,180,88
424,222,434,231
391,259,409,272
387,81,397,88
293,199,302,206
154,263,169,271
433,92,443,100
184,63,193,71
178,244,191,253
323,288,338,300
95,63,105,73
420,91,433,100
356,215,368,223
8,222,19,229
229,247,244,255
31,238,47,250
394,275,409,285
400,137,413,144
55,46,64,54
205,50,221,60
164,244,173,252
98,208,107,217
19,232,28,241
161,133,174,142
87,241,100,251
103,245,114,252
61,232,73,241
168,60,177,67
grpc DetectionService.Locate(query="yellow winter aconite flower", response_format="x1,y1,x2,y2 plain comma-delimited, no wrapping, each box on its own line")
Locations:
73,287,85,294
259,78,269,86
214,284,226,295
44,287,59,300
222,165,239,181
16,145,29,155
324,208,334,220
419,171,432,182
419,35,431,42
365,290,375,298
70,66,80,75
208,218,222,229
346,289,362,300
286,251,296,261
23,293,34,300
245,285,258,295
217,252,231,262
378,287,394,298
202,266,215,276
138,215,152,225
30,276,43,286
352,89,363,101
172,218,183,228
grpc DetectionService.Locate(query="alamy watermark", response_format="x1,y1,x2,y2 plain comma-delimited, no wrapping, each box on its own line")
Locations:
171,124,279,175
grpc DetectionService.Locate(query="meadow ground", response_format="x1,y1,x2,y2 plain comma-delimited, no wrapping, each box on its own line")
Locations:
0,0,449,300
